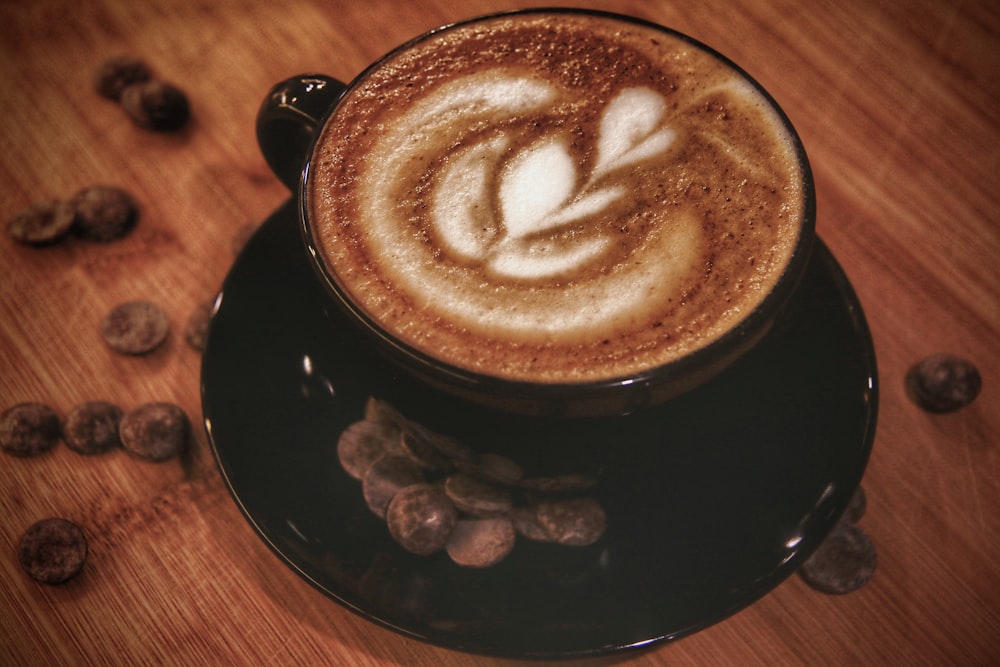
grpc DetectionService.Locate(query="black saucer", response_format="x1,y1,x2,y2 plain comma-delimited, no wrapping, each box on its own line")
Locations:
201,199,877,659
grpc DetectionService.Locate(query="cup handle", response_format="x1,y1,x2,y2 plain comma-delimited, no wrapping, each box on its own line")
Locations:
256,74,347,190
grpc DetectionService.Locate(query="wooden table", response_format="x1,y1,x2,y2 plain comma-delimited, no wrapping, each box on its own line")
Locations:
2,0,997,664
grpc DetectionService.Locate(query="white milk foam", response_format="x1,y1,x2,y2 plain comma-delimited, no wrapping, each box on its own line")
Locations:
311,14,805,381
360,71,701,336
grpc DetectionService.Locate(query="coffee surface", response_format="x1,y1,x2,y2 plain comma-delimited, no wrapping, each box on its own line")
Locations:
309,12,806,383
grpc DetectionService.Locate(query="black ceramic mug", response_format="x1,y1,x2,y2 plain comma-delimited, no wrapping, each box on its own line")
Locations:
255,9,815,417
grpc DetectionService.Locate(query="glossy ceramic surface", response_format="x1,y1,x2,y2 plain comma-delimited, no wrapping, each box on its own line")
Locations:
201,200,877,659
288,9,819,417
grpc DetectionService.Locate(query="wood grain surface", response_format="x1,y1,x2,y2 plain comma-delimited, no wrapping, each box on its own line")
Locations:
2,0,997,664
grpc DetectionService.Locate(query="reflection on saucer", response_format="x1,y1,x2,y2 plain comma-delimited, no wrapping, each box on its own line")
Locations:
202,199,876,659
336,396,607,567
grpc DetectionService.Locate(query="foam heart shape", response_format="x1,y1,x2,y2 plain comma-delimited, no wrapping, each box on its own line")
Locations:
594,88,676,180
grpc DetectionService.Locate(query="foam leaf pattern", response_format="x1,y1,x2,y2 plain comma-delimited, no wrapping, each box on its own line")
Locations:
428,82,678,282
499,139,576,240
433,135,509,260
594,88,676,179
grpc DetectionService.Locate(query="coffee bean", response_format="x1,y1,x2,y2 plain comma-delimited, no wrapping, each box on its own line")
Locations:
386,484,457,556
399,428,455,473
120,81,190,131
184,300,214,353
363,455,425,519
18,518,88,585
101,301,170,355
444,472,512,517
799,522,876,594
906,354,982,413
842,484,867,524
446,516,516,568
535,498,607,547
8,200,76,245
456,451,524,486
510,505,556,543
414,426,476,467
476,452,524,484
365,397,476,466
1,403,61,457
119,402,189,461
70,185,138,242
63,401,123,455
93,55,152,100
337,420,403,480
350,398,610,564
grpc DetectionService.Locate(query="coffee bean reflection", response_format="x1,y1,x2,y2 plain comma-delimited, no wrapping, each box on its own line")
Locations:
386,484,458,556
444,473,512,517
338,398,607,567
363,455,425,519
337,419,403,480
536,498,607,547
446,516,516,568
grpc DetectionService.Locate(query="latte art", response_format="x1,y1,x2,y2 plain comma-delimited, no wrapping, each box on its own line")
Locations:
309,13,807,384
433,81,675,282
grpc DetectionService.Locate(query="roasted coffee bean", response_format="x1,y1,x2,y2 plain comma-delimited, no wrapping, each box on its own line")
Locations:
363,455,425,519
365,397,476,466
446,516,516,568
536,498,607,547
842,485,867,524
444,472,512,517
93,55,152,100
411,426,476,466
476,452,524,484
119,402,189,461
399,428,455,473
63,401,122,455
337,420,403,480
184,300,214,353
18,518,88,585
8,200,76,245
906,354,982,413
799,522,876,594
350,397,611,563
71,185,138,242
510,505,556,543
386,484,457,556
101,300,170,355
0,403,62,457
457,451,524,487
120,80,190,131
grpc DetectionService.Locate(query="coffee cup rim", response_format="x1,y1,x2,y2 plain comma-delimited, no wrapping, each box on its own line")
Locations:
297,8,817,414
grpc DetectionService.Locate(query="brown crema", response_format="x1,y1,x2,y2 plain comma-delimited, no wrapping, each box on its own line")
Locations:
308,12,806,384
